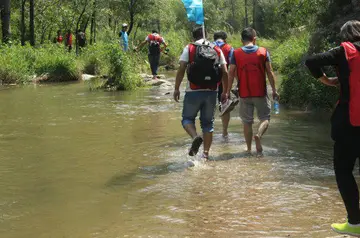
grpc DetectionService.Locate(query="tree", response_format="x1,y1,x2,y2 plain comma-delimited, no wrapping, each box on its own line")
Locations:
30,0,35,46
0,0,11,43
21,0,26,45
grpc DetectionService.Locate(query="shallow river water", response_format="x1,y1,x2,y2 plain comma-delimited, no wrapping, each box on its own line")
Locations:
0,81,356,238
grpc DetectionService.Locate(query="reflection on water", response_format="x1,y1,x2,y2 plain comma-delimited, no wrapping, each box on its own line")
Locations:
0,82,353,237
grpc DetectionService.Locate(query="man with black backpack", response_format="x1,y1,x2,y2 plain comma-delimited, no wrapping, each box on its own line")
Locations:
135,30,168,79
173,27,229,160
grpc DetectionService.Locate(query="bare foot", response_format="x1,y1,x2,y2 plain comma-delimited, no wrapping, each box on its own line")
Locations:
254,135,263,154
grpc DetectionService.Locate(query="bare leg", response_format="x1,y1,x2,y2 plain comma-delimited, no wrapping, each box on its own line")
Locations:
203,132,213,158
183,124,198,139
221,113,231,138
243,123,253,152
254,120,269,154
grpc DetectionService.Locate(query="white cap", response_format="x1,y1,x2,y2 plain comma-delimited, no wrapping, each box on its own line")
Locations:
122,23,128,27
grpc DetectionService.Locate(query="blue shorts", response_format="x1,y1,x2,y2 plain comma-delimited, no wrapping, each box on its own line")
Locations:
182,91,217,133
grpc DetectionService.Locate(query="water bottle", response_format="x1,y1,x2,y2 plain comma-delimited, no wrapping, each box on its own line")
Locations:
274,96,280,115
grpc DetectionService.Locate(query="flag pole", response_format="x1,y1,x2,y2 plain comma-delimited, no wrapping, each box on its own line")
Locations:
202,0,206,40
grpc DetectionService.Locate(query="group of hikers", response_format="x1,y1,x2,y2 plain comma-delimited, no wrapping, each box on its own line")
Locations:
172,20,360,237
54,29,86,52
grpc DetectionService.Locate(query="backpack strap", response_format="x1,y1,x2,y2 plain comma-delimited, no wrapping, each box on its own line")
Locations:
189,44,197,63
341,42,358,61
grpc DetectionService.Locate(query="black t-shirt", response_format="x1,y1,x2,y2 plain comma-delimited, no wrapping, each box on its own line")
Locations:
305,42,360,141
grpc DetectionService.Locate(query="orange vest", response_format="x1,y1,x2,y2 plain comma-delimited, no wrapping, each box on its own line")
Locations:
220,43,232,65
234,47,267,98
341,42,360,126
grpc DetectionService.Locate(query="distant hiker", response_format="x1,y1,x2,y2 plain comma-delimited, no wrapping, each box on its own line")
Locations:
213,31,238,142
119,23,129,51
54,30,63,44
135,30,168,80
77,30,86,48
173,27,229,160
65,30,73,52
227,27,279,157
305,20,360,237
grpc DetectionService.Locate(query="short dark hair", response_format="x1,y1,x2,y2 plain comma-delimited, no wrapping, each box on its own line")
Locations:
214,31,227,41
192,26,206,40
340,20,360,43
241,28,256,42
152,30,158,34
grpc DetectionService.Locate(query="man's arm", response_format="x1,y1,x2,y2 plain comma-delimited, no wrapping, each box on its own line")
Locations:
265,62,279,99
227,64,237,95
174,61,187,102
135,40,148,51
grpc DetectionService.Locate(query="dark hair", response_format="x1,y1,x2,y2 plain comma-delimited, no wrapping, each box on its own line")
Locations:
241,28,257,42
340,20,360,43
214,31,227,41
192,26,206,40
152,30,158,34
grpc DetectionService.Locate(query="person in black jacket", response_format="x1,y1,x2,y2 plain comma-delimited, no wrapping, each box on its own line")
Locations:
305,20,360,236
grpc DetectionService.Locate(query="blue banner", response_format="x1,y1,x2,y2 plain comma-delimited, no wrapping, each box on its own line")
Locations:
182,0,204,25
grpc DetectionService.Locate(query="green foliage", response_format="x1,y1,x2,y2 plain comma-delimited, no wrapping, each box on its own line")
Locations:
107,44,144,91
34,45,80,82
270,32,338,109
80,44,109,75
0,44,32,84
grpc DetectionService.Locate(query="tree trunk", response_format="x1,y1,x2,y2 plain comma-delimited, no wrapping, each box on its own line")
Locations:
21,0,26,45
230,0,235,19
127,0,135,35
75,0,89,55
244,0,249,27
253,0,256,29
0,0,11,43
29,0,35,46
90,0,96,45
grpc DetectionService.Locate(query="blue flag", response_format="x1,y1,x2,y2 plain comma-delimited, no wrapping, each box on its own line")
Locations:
182,0,204,25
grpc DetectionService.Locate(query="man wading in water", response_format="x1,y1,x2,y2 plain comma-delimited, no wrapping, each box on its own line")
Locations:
173,27,229,160
135,30,168,80
228,28,279,157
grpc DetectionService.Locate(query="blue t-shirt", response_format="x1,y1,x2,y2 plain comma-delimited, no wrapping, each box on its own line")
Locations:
214,40,234,63
230,45,271,65
120,31,129,51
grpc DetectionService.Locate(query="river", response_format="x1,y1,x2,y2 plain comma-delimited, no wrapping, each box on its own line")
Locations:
0,80,353,238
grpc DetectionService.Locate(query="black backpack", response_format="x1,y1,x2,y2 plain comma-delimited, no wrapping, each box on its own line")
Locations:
187,42,222,87
78,32,86,47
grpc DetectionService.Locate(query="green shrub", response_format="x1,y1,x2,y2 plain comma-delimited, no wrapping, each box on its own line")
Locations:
0,44,33,84
107,44,143,90
34,45,80,82
80,44,109,75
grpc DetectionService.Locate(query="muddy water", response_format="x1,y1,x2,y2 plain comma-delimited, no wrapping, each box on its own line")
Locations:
0,82,354,238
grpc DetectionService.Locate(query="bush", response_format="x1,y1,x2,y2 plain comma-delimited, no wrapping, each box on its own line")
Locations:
273,32,339,109
80,44,109,75
0,44,33,84
107,44,144,90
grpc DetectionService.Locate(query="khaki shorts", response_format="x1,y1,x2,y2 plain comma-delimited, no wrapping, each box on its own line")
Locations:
240,96,271,124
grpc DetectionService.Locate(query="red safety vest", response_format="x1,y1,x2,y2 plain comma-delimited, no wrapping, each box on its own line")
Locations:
234,47,267,98
188,43,222,90
148,34,163,44
341,42,360,126
220,43,232,65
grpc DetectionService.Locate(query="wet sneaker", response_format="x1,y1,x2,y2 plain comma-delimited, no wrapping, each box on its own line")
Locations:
188,136,203,156
220,99,236,117
331,221,360,236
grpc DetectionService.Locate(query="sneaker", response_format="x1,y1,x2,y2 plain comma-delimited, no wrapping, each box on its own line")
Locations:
231,89,239,98
219,99,239,117
331,221,360,236
188,136,203,156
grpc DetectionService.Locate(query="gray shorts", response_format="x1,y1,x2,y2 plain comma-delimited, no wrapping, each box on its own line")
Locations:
240,96,271,124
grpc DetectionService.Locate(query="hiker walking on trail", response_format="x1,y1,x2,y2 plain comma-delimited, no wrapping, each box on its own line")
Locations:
227,28,279,157
135,30,168,80
305,20,360,237
65,30,73,52
119,23,129,52
173,27,229,161
213,31,239,142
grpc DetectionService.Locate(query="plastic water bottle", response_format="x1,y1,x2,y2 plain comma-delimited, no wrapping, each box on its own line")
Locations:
274,97,280,115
